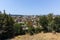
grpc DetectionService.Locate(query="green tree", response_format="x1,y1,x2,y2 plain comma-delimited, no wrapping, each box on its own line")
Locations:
47,13,54,32
54,16,60,32
39,15,48,32
0,10,15,39
14,23,25,35
28,26,35,35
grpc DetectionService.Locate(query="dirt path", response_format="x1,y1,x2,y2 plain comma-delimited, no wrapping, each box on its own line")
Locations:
11,33,60,40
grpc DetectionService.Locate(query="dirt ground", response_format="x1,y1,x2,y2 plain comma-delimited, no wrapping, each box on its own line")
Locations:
11,33,60,40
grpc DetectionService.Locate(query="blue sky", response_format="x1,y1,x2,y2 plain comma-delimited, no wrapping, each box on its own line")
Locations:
0,0,60,15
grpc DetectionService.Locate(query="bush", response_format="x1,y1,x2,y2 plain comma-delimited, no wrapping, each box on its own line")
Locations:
14,23,25,35
35,27,41,33
28,26,35,35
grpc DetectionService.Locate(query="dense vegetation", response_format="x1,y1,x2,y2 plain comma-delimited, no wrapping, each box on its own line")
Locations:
0,10,15,40
0,10,60,39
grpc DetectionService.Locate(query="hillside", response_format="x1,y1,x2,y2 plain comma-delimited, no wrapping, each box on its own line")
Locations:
11,33,60,40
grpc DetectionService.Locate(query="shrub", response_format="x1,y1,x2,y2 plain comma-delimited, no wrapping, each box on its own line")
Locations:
14,23,25,35
28,26,35,35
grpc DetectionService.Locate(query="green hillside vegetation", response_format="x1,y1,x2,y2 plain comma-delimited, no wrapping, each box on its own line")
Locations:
0,10,60,39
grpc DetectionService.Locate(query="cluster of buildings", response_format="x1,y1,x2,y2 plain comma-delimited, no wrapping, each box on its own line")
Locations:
11,15,40,30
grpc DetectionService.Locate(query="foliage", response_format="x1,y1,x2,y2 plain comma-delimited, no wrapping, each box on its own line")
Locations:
39,15,48,32
53,16,60,32
1,10,60,39
47,13,54,32
34,27,41,33
14,23,25,35
0,10,15,39
28,26,35,35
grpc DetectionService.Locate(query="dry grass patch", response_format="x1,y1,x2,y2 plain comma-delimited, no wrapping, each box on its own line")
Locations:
11,33,60,40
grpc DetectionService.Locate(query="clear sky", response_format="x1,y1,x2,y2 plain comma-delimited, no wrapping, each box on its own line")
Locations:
0,0,60,15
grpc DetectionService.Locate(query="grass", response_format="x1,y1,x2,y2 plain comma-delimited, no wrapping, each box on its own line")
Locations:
11,33,60,40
